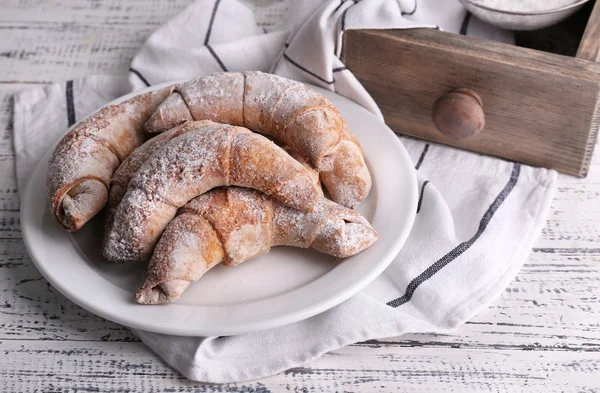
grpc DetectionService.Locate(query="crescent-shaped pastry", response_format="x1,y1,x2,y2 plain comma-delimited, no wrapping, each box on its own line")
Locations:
144,71,371,208
103,121,322,262
136,187,378,304
46,86,174,231
108,120,213,219
107,121,319,219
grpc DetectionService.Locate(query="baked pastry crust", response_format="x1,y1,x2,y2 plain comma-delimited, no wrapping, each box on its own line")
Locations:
145,72,371,208
103,121,322,262
47,86,174,231
136,187,378,304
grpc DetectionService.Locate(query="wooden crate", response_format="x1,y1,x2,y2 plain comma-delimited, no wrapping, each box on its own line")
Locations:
343,1,600,177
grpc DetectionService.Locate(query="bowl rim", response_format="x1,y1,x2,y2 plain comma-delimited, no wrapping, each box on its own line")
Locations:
459,0,589,16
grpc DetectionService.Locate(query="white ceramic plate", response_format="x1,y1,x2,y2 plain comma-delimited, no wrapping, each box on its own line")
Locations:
21,82,417,336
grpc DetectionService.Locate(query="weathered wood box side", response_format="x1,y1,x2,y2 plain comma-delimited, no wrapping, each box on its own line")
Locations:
343,1,600,177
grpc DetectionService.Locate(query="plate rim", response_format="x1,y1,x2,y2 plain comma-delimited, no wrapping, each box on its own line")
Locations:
20,80,418,336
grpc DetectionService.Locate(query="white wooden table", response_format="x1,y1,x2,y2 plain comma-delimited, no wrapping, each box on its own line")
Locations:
1,1,600,391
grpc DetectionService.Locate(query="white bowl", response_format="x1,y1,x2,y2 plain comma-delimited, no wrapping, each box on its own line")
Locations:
459,0,590,31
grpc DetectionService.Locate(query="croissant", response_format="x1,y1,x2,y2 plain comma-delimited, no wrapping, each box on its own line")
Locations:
47,86,174,231
105,120,320,244
108,121,319,218
103,121,322,263
144,71,371,208
136,187,379,304
108,120,212,218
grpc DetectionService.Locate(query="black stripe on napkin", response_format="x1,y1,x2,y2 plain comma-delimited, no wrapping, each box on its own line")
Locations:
332,66,347,73
205,0,222,45
460,11,472,35
206,44,228,72
65,80,76,127
129,67,151,87
414,144,429,170
334,0,351,13
401,0,418,16
282,54,334,85
416,180,430,214
386,163,521,308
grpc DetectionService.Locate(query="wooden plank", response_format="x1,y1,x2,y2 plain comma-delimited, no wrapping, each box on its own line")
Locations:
0,21,168,83
2,0,600,390
0,0,190,82
0,0,288,83
577,0,600,61
0,237,137,342
0,340,599,392
2,245,600,391
1,237,599,347
0,0,191,25
343,28,600,177
0,0,286,26
0,86,25,212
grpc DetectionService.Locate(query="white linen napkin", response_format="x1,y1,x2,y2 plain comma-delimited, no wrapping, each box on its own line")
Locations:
13,0,556,383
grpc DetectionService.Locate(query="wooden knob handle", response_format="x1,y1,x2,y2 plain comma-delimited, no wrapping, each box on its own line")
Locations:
432,88,485,140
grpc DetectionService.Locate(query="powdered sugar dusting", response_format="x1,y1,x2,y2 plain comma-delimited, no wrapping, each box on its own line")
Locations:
103,123,321,262
272,194,375,256
47,86,174,230
130,124,232,206
320,137,371,209
151,71,371,208
315,218,377,258
135,187,378,303
243,71,299,134
178,72,244,126
103,187,178,262
109,121,216,213
136,212,224,304
135,187,377,303
270,78,332,134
